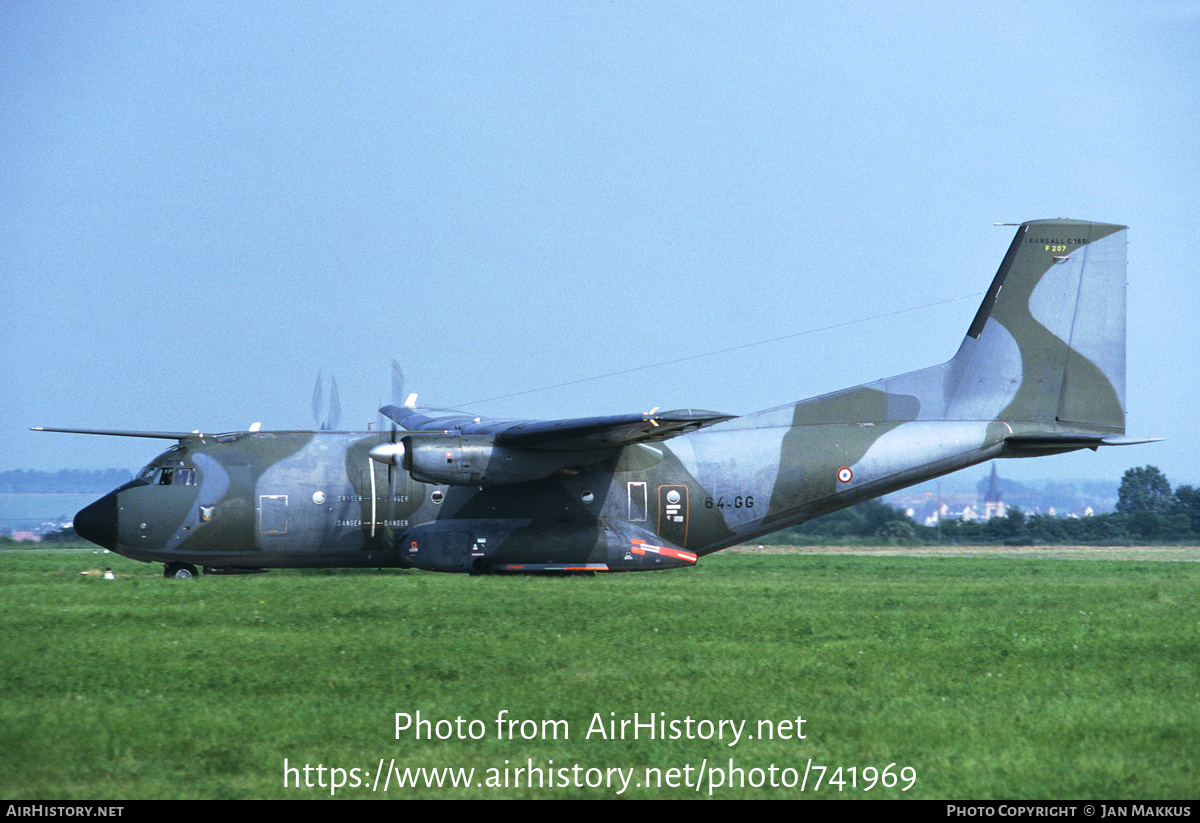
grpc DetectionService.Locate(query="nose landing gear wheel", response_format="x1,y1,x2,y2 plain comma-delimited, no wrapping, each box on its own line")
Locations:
164,562,199,579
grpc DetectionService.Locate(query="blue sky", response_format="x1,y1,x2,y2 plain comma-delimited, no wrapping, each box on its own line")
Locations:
4,1,1198,490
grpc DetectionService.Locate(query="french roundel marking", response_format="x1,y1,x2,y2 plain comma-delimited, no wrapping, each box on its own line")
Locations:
837,467,853,483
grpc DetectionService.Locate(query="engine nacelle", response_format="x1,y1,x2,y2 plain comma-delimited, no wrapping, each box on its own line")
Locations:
402,434,601,486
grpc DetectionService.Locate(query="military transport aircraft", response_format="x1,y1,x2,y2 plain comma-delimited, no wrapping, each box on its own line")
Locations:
38,219,1154,578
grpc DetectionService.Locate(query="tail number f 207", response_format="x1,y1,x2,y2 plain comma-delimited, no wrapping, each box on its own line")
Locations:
705,495,754,509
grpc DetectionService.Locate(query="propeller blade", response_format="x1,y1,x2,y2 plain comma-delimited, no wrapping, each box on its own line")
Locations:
312,371,324,429
327,375,341,431
391,360,405,407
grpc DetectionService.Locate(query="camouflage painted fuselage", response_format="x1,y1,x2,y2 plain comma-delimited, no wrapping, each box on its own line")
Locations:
69,219,1140,574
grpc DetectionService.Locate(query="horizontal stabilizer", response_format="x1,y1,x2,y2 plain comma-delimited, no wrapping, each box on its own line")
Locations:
1004,433,1164,452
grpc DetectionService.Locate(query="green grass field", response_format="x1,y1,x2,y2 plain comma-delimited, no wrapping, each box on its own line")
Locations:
1,545,1197,799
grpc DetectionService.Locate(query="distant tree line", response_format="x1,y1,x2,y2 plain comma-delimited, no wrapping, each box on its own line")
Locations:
765,466,1200,546
0,469,132,494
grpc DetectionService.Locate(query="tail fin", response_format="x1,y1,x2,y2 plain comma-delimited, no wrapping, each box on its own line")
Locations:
787,219,1128,434
944,219,1126,431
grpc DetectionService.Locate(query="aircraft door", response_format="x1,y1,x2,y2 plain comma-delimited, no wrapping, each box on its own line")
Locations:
657,484,689,548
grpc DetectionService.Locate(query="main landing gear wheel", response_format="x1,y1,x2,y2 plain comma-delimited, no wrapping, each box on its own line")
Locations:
164,562,199,579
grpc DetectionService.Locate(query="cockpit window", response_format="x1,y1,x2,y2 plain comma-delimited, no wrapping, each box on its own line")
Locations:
138,465,196,486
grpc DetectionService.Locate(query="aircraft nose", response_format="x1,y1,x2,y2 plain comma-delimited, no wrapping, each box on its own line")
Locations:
74,493,118,551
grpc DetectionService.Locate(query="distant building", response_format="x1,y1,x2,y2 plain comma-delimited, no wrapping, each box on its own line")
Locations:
885,466,1113,522
983,463,1007,520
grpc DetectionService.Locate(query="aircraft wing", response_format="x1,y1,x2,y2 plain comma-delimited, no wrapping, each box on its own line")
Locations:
379,405,735,451
495,409,737,450
31,427,198,440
